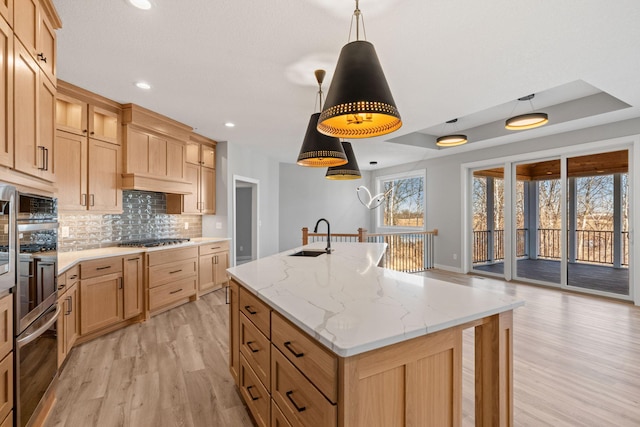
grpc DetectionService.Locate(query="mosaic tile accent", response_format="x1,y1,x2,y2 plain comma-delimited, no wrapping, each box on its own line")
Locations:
59,190,202,251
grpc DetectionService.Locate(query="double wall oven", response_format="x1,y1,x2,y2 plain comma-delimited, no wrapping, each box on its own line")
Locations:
14,192,59,427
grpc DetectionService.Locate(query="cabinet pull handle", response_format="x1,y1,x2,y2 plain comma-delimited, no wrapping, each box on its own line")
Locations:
44,147,49,171
81,194,87,206
66,296,72,315
82,129,88,133
69,275,78,280
169,269,182,274
246,341,259,353
285,391,306,412
118,278,123,289
96,266,111,270
58,283,66,290
214,255,218,264
37,52,47,63
244,305,257,315
284,341,304,358
90,194,95,206
170,288,183,295
90,131,95,135
37,146,46,170
246,385,259,401
127,257,139,261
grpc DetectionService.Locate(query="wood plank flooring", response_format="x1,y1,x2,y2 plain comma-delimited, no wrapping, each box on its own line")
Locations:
44,274,640,427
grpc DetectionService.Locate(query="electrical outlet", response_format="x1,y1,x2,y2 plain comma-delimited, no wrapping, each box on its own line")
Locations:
184,222,189,230
2,225,7,234
216,222,222,230
61,226,70,238
453,253,458,260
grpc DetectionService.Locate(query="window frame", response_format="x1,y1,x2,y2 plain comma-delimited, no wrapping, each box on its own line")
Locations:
375,170,427,231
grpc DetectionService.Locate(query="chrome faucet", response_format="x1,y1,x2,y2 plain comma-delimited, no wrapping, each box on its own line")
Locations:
313,218,331,254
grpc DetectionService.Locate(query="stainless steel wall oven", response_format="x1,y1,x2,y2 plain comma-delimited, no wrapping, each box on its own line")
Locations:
15,192,59,427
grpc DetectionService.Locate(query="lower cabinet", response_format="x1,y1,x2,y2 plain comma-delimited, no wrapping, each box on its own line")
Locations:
198,241,229,294
123,255,143,319
0,293,13,427
57,280,78,368
147,246,198,314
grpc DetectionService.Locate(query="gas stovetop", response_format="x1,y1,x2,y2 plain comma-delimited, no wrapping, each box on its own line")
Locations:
118,238,191,248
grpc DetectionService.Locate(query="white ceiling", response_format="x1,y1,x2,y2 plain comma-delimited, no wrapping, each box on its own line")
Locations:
52,0,640,171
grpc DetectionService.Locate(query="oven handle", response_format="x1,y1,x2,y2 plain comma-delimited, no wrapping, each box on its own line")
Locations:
18,222,59,232
17,305,60,349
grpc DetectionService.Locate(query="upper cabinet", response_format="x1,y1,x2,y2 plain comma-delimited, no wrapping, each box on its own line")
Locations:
54,80,122,212
0,0,12,27
14,0,59,85
121,103,192,195
167,132,216,215
0,18,13,168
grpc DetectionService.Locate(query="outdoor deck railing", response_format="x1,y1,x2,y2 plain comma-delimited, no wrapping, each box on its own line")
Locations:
301,227,438,273
473,228,629,266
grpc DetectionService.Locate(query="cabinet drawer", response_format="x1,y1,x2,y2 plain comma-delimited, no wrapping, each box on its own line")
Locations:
199,240,229,255
240,313,270,389
148,277,196,311
80,257,123,279
272,312,337,403
271,346,336,427
148,259,197,288
239,354,270,427
147,246,198,267
66,265,80,284
240,287,270,339
271,401,293,427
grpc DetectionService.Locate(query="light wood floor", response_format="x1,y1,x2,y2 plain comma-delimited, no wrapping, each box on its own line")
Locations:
44,273,640,427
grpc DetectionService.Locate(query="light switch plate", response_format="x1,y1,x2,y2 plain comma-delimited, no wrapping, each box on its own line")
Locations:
184,222,189,230
61,226,70,238
216,222,222,230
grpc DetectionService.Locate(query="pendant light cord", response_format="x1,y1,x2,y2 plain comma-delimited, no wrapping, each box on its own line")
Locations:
348,0,367,43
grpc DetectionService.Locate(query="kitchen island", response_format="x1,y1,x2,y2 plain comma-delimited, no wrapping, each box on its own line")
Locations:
227,242,524,427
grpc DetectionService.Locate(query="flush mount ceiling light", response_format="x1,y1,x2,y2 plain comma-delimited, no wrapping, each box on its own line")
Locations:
505,94,549,130
128,0,152,10
297,70,348,167
317,0,402,139
135,81,151,90
326,141,361,180
224,122,235,128
436,118,468,147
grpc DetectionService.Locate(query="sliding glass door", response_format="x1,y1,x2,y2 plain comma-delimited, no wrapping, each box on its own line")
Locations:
471,167,505,276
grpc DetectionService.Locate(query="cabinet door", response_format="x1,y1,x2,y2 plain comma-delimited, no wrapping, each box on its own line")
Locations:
198,254,214,292
38,10,56,83
38,73,56,182
229,280,240,384
80,273,123,335
124,127,150,174
0,352,12,425
13,40,38,177
148,135,167,176
56,299,65,367
213,251,229,288
182,163,200,214
0,294,12,360
54,130,87,211
201,166,216,214
89,105,119,145
0,18,12,168
166,139,184,179
201,144,215,169
123,255,143,319
0,0,13,27
88,139,122,212
13,0,38,57
56,93,87,136
65,283,78,350
185,141,200,165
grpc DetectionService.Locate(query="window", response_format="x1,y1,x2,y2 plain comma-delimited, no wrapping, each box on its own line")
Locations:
377,171,425,228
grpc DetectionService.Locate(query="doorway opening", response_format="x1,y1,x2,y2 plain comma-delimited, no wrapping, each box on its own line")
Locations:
233,176,259,266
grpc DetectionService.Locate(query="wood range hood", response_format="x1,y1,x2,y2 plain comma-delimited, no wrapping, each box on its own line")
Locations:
121,104,194,195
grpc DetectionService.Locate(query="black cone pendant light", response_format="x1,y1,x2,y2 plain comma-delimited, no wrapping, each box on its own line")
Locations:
297,70,348,167
317,0,401,139
326,141,361,180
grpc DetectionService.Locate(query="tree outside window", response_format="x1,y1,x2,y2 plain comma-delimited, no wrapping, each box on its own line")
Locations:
379,173,425,228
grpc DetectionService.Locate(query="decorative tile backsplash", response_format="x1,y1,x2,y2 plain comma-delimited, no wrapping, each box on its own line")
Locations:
59,190,202,252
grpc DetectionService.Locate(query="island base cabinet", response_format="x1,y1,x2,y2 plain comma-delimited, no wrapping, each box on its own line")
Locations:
240,354,270,427
338,327,462,427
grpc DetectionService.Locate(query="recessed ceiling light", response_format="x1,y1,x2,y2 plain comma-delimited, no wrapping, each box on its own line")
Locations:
128,0,152,10
225,122,235,128
135,81,151,90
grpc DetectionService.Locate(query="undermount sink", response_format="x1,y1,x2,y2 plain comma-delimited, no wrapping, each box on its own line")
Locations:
290,250,327,257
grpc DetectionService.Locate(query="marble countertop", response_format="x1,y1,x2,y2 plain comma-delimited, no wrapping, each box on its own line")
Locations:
58,237,230,274
227,242,525,357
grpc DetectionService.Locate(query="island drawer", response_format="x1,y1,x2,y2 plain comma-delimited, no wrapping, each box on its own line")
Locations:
199,240,229,255
271,401,293,427
147,246,198,267
271,346,337,427
148,259,197,288
240,288,271,338
271,312,337,403
239,354,270,427
240,312,270,389
80,257,123,279
148,277,196,311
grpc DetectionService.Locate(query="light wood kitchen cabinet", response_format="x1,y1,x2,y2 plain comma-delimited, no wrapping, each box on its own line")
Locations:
123,255,144,320
0,18,12,168
0,0,12,26
239,354,270,427
57,266,79,368
79,271,123,335
146,246,198,315
167,133,216,214
14,39,55,182
0,293,13,427
14,0,59,85
229,280,240,383
198,240,229,294
55,81,122,213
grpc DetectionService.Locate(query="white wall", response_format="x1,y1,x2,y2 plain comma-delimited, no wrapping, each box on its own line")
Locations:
278,163,372,251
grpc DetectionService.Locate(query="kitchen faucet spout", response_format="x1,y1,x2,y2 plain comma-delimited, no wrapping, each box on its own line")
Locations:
313,218,331,254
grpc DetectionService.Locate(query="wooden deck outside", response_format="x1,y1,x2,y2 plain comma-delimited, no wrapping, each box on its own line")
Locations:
473,259,629,295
